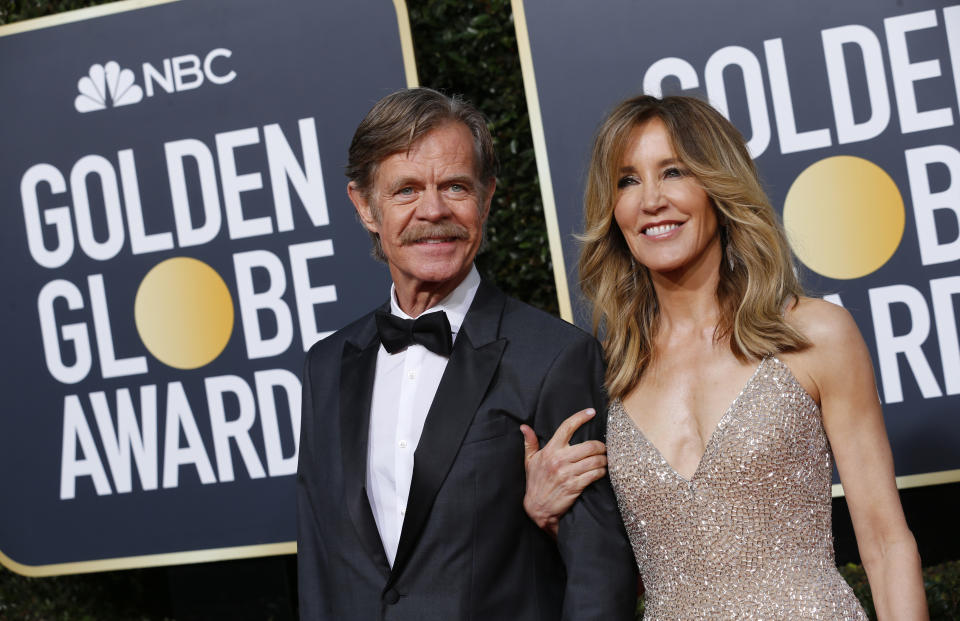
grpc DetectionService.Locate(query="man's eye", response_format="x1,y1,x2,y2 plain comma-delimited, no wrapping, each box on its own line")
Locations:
397,187,415,196
449,184,465,192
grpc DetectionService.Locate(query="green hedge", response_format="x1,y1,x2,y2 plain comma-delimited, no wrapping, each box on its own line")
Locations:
0,565,170,620
0,0,116,23
837,560,960,621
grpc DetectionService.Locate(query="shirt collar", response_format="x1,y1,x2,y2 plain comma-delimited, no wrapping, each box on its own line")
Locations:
389,265,480,335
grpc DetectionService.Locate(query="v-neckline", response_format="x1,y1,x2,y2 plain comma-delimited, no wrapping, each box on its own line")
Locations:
616,357,768,484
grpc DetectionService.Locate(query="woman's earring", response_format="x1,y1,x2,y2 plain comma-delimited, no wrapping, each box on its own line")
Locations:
721,223,735,271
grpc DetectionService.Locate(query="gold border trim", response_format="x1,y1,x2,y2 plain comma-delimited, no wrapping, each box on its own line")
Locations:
510,0,573,322
0,0,418,578
0,0,179,37
392,0,419,87
1,542,296,577
831,468,960,498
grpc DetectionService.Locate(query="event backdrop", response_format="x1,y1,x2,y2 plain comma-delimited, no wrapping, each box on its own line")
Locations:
0,0,415,575
514,0,960,489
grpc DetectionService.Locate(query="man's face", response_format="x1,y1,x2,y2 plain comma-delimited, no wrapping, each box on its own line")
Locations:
349,122,492,302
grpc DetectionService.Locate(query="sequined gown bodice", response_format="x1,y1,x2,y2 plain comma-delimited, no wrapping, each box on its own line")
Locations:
607,357,867,620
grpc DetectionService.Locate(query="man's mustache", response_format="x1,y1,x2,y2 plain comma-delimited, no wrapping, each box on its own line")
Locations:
399,223,470,245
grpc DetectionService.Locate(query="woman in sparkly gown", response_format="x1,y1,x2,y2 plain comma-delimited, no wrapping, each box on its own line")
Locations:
520,96,927,619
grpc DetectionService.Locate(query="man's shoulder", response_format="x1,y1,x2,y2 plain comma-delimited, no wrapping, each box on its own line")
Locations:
498,293,597,348
304,306,380,361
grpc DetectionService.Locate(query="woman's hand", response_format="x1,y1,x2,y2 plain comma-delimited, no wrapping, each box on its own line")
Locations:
521,409,608,538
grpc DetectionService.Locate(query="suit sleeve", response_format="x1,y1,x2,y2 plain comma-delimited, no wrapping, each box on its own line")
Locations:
533,335,638,620
297,350,332,620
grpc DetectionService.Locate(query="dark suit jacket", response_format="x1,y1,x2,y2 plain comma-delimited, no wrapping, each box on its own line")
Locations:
297,281,637,620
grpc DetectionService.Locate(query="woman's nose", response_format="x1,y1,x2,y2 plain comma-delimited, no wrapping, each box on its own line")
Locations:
641,178,667,213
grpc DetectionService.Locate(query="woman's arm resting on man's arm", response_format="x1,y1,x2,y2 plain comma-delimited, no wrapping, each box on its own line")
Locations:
521,408,609,537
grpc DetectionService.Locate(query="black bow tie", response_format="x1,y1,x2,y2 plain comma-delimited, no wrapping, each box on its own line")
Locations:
375,310,453,356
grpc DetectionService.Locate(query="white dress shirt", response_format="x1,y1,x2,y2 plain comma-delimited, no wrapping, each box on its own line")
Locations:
365,266,481,566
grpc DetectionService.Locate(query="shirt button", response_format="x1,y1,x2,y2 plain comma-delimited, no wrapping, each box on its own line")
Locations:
407,371,417,380
398,440,408,449
400,508,406,516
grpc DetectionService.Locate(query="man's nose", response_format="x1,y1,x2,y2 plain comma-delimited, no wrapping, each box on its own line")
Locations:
417,187,453,220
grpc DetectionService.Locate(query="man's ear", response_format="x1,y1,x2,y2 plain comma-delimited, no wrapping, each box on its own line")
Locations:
347,182,378,233
479,178,496,223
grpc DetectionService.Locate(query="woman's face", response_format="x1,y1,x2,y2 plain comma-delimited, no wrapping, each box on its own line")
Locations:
612,117,721,276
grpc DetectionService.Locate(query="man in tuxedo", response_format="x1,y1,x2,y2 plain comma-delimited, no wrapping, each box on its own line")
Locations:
297,88,636,620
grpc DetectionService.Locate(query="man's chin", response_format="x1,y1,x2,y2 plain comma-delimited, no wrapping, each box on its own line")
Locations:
395,261,473,287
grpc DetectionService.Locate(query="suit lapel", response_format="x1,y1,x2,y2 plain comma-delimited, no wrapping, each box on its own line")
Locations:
389,282,507,581
339,314,391,577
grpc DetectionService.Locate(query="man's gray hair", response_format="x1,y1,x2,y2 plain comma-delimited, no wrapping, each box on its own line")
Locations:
346,88,498,261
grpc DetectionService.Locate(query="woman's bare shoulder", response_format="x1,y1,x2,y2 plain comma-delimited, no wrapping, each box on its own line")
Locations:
785,296,863,350
779,297,873,404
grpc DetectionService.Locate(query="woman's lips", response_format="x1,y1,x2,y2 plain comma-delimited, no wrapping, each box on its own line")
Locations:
642,222,682,237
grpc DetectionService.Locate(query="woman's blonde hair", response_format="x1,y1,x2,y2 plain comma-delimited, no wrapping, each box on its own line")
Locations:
579,95,808,398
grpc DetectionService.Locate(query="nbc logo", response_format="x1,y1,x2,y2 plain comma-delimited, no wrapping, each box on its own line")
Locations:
74,61,143,112
73,49,236,114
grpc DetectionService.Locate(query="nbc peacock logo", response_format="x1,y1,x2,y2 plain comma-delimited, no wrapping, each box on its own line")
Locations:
74,61,144,113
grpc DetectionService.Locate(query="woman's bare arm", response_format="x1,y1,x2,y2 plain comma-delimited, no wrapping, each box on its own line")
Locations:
790,298,927,621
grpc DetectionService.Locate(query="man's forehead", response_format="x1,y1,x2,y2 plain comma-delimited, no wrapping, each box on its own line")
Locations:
373,123,478,181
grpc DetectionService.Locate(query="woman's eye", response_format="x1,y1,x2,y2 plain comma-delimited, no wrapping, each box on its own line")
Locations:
616,176,638,189
663,166,688,179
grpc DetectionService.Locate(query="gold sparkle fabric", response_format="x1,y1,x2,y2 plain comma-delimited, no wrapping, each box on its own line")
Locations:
607,357,867,620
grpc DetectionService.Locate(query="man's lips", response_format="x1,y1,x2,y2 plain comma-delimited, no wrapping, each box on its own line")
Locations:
413,236,459,244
